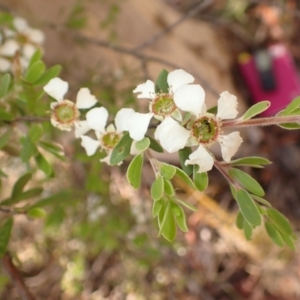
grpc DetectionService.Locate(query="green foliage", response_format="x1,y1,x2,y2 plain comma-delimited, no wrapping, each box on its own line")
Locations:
178,147,193,175
151,176,164,201
0,218,13,258
110,132,132,165
277,96,300,129
230,156,272,168
135,137,150,152
126,153,144,189
0,73,12,98
241,101,270,120
160,163,176,180
147,136,164,153
24,60,46,83
155,69,169,93
193,166,208,191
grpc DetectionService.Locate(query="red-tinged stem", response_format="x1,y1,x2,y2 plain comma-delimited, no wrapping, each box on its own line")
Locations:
214,160,239,189
222,115,300,128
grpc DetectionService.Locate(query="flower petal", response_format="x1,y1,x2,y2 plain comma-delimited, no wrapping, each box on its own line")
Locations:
13,17,29,32
0,40,19,56
22,43,36,60
26,28,45,44
76,88,98,109
218,131,243,162
127,112,153,141
43,77,69,102
74,120,91,138
0,58,11,72
217,91,238,120
115,108,135,132
133,80,155,99
154,116,190,153
185,145,214,173
81,135,100,156
86,107,108,133
167,69,194,92
174,84,205,117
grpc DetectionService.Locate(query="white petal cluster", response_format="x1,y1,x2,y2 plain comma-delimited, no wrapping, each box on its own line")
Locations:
0,16,45,73
43,77,97,135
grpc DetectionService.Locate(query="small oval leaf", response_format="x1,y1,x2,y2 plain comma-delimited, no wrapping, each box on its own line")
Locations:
160,163,176,180
241,101,270,120
126,153,144,189
151,176,164,201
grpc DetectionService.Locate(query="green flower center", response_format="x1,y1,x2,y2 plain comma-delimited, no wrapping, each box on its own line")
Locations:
192,116,220,144
101,132,121,149
151,94,176,116
54,102,78,124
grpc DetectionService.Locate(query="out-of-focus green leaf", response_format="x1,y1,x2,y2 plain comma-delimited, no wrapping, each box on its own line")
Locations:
160,163,176,180
0,108,13,121
241,101,270,120
243,219,253,240
236,189,261,226
20,136,37,162
235,211,244,230
30,191,73,208
267,208,293,236
279,232,296,250
126,153,143,189
193,166,208,191
155,69,169,93
230,156,272,168
174,198,197,212
35,153,53,176
265,220,284,247
110,132,132,165
28,49,42,68
34,65,62,86
174,166,196,190
0,73,12,98
171,202,188,232
178,147,193,175
229,168,264,197
29,124,43,143
251,194,272,207
27,207,46,219
0,218,13,258
11,172,32,197
152,199,163,218
281,96,300,115
151,176,164,201
24,60,46,83
2,188,43,205
163,179,174,196
0,130,11,149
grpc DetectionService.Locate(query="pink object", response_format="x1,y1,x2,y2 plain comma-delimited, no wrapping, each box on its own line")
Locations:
238,44,300,116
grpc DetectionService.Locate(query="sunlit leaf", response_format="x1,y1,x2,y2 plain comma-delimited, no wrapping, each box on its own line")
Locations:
126,153,144,189
135,137,150,152
27,207,46,219
160,163,176,180
281,96,300,115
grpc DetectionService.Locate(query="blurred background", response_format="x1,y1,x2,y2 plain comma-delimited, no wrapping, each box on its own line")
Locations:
1,0,300,299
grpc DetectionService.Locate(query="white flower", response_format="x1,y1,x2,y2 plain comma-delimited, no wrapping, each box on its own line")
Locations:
43,77,97,135
128,69,205,142
80,107,137,165
186,91,242,172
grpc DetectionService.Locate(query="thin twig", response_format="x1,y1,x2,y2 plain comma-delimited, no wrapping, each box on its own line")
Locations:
1,253,36,300
13,116,50,123
133,0,213,52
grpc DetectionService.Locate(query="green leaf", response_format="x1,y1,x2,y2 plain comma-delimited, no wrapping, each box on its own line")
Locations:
267,208,293,236
110,132,132,165
193,166,208,191
30,191,73,208
277,108,300,130
126,153,144,189
29,124,43,143
24,60,46,83
0,108,13,121
27,207,46,219
20,136,38,163
171,202,188,232
207,105,217,114
160,163,176,180
243,219,253,240
279,232,296,250
158,201,176,242
236,189,261,226
230,156,272,168
265,220,284,247
155,69,169,93
135,137,150,152
0,130,11,149
281,96,300,115
229,168,265,197
235,211,244,230
147,136,163,153
11,172,32,198
178,148,193,175
152,199,163,218
35,153,53,176
28,49,42,67
164,179,175,196
0,218,13,258
174,166,196,190
174,198,198,212
2,188,43,205
250,194,272,207
33,65,62,86
151,176,164,201
241,101,271,120
38,141,65,160
0,73,12,98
